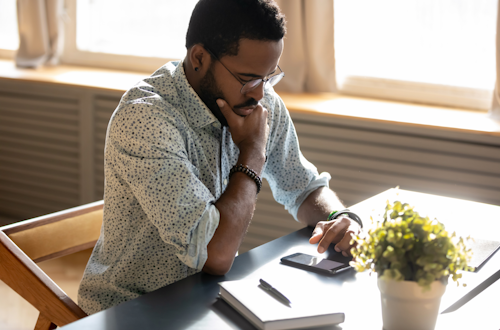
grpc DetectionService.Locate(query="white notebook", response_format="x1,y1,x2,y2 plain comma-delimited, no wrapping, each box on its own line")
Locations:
219,279,344,330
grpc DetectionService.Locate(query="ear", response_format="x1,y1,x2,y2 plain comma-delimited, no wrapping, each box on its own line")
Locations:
187,44,212,73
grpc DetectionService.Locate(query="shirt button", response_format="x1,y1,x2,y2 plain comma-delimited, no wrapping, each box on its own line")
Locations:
223,179,228,186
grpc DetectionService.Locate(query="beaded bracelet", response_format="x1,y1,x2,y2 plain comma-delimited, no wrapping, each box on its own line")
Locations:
229,164,262,194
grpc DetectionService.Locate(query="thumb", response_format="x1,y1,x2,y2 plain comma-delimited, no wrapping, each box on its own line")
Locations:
309,226,324,244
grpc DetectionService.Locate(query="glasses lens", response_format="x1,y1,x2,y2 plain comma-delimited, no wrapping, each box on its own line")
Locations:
267,72,284,87
240,72,285,94
241,79,263,94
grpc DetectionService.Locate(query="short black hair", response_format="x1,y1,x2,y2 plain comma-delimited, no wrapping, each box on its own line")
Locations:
186,0,286,58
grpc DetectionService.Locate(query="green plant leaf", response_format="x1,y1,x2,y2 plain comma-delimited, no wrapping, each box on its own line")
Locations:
350,199,472,289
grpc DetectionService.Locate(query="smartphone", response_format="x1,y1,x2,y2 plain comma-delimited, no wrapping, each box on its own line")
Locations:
280,252,352,275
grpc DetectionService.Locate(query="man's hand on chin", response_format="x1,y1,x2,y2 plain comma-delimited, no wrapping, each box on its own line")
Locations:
216,98,269,154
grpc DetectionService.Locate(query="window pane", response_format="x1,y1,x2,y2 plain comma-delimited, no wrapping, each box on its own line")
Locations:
76,0,199,59
334,0,497,90
0,0,19,50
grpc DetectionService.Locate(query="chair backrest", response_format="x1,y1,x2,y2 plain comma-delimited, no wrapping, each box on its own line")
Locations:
0,200,104,330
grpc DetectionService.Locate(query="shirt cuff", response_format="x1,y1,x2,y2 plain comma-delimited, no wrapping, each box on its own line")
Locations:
290,171,332,221
175,203,220,271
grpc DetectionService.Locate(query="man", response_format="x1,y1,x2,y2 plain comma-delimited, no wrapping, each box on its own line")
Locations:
78,0,362,315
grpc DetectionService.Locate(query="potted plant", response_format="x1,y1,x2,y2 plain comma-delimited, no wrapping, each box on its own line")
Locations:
350,199,472,330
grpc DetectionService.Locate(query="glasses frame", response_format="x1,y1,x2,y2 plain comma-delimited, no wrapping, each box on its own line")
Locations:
204,47,284,95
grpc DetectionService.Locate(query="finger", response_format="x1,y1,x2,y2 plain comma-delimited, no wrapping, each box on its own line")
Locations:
317,218,350,253
245,103,268,125
334,229,357,256
309,223,325,244
216,99,243,128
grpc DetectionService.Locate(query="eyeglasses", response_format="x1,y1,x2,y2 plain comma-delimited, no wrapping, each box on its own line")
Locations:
205,47,285,94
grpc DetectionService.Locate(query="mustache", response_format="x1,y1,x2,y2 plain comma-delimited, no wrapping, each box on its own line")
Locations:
234,98,259,109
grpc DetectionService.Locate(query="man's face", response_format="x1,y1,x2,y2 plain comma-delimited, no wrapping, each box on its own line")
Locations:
198,38,283,125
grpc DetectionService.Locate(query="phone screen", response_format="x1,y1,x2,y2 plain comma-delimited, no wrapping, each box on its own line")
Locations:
281,253,351,274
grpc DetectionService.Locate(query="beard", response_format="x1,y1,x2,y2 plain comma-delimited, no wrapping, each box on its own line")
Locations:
198,65,260,127
198,65,228,127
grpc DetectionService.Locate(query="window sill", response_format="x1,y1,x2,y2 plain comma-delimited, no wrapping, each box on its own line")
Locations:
279,92,500,139
0,59,149,92
1,59,499,139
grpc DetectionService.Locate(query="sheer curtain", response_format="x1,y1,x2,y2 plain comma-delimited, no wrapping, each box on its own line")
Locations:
274,0,337,93
15,0,64,68
492,0,500,119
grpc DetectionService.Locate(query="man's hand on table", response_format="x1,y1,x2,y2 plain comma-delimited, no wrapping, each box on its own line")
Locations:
309,217,361,256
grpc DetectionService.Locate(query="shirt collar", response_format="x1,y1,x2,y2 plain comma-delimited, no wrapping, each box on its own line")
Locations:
171,61,220,129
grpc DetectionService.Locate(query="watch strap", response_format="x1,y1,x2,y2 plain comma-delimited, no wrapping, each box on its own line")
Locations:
328,208,363,228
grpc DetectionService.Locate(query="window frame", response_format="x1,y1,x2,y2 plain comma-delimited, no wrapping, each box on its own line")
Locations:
338,75,493,111
0,49,15,59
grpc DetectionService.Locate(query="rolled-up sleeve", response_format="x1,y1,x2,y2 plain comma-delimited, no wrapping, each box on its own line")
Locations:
179,204,219,270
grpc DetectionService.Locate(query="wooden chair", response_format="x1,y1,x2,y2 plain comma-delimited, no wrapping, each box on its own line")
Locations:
0,200,104,330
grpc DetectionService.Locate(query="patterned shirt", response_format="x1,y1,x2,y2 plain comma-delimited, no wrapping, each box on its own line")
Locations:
78,61,330,314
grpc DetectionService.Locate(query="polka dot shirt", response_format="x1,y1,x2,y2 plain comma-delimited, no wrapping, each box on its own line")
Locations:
78,61,330,314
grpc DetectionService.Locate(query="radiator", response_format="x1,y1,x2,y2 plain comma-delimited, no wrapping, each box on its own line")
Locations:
94,95,122,200
0,86,80,223
0,82,498,255
240,111,500,253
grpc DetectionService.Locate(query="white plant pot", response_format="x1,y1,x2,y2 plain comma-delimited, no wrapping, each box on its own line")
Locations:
377,277,447,330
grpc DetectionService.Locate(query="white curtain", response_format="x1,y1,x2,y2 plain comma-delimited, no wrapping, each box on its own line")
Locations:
15,0,64,68
274,0,337,93
491,0,500,120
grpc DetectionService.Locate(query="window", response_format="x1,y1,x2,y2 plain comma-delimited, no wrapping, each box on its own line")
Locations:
63,0,199,71
0,0,19,57
334,0,497,110
1,0,497,112
76,0,197,59
0,0,198,71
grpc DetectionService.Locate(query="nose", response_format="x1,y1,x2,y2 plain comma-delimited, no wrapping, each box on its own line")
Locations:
244,80,265,102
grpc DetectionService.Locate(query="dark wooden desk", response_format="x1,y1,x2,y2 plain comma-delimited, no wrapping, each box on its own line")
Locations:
61,189,500,329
